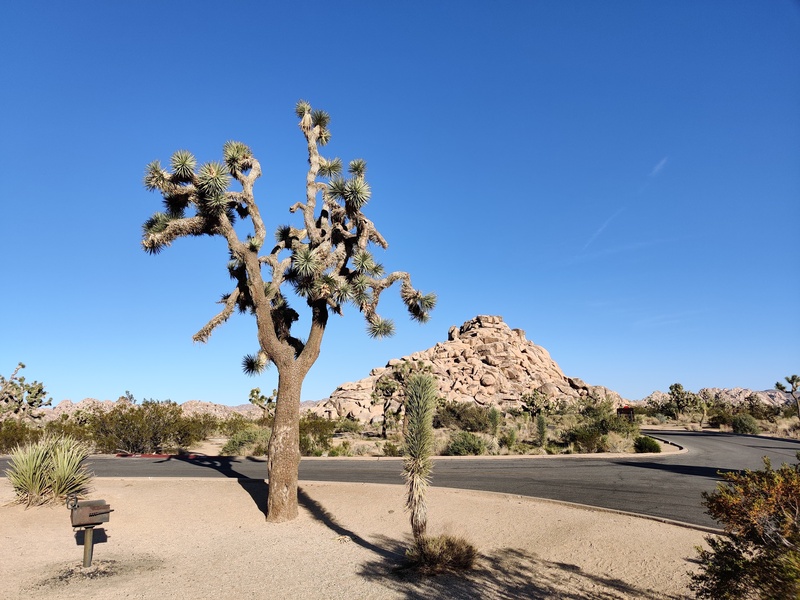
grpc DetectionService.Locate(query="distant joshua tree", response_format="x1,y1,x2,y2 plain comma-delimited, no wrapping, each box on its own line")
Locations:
0,362,51,424
776,374,800,419
140,101,435,522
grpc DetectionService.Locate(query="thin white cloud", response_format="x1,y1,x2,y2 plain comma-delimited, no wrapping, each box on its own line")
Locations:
583,207,625,250
649,156,668,177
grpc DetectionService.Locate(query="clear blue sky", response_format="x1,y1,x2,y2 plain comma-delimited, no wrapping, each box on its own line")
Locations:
1,2,798,406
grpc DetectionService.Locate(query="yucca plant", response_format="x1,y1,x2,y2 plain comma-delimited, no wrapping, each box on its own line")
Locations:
5,434,93,507
403,374,436,546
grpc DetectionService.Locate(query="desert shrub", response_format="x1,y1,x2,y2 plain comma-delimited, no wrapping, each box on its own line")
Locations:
488,407,502,437
690,454,800,599
0,419,41,453
221,427,270,456
219,413,252,437
299,414,336,456
334,417,362,434
634,436,661,453
44,414,92,445
445,431,486,456
6,435,93,506
731,413,759,435
708,408,734,429
499,428,517,451
382,441,403,456
744,394,780,422
605,431,633,453
536,415,547,447
566,425,608,453
405,534,477,574
327,441,352,457
89,399,201,454
434,401,491,433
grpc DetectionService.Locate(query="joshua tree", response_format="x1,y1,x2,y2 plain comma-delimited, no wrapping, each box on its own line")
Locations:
140,101,435,522
371,359,432,438
249,387,276,419
0,362,51,424
776,374,800,420
403,373,436,547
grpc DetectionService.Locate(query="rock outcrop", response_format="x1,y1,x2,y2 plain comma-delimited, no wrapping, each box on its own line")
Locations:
313,315,624,423
641,387,791,408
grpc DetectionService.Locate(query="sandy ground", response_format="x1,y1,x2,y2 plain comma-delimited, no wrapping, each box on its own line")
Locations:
0,468,710,600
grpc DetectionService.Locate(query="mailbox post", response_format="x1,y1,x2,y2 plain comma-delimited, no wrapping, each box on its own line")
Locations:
67,495,113,567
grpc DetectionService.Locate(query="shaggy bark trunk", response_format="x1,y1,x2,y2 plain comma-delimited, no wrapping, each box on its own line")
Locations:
266,369,302,522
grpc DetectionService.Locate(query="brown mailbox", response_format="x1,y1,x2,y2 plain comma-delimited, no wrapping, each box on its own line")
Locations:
70,499,113,528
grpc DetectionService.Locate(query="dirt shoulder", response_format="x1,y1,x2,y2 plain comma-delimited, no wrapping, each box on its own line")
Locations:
0,478,706,599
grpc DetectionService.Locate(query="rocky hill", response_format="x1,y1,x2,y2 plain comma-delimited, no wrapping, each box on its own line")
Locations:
312,315,624,423
641,387,791,408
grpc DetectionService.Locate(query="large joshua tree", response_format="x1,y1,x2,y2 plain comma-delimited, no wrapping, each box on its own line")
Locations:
140,101,435,522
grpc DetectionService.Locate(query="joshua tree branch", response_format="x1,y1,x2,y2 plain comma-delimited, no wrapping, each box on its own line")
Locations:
193,288,241,343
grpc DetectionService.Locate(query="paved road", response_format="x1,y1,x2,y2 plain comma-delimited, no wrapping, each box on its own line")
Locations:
3,431,798,528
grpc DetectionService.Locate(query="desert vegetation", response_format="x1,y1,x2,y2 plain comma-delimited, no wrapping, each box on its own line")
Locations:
691,452,800,599
640,380,799,438
6,434,93,506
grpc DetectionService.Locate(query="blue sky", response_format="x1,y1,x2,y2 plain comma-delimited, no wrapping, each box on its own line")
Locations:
1,2,798,406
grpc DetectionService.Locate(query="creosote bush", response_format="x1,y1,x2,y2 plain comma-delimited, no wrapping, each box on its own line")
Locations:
6,435,93,506
731,413,759,435
445,431,486,456
434,401,492,433
89,398,207,454
221,426,271,456
690,453,800,599
299,414,336,456
633,436,661,453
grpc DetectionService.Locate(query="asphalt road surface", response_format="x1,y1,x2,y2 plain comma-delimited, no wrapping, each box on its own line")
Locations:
3,431,798,528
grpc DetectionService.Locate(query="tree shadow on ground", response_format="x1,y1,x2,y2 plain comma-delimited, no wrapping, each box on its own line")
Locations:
156,455,268,518
297,486,401,560
611,460,735,480
358,538,687,600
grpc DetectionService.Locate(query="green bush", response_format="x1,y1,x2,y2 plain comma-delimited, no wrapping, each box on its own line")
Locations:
6,435,93,506
0,419,41,454
536,415,547,447
633,436,661,453
708,409,734,428
732,413,759,435
327,441,352,457
221,427,271,456
434,401,491,433
382,441,403,456
566,425,608,453
299,414,336,456
334,417,361,434
89,399,207,454
690,454,800,599
499,428,517,451
219,413,253,437
44,414,92,445
445,431,486,456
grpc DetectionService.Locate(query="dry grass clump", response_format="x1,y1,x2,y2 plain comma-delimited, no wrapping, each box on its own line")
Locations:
405,534,478,574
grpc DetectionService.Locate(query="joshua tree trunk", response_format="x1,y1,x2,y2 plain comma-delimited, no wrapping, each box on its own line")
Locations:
266,370,303,522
